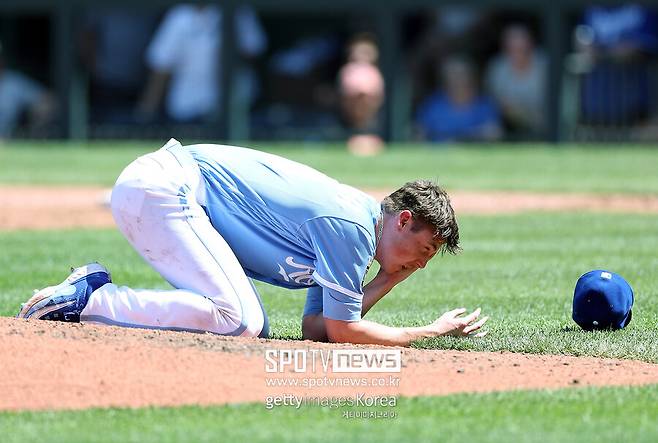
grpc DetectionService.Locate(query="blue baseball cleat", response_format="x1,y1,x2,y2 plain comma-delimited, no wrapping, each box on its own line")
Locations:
17,263,111,322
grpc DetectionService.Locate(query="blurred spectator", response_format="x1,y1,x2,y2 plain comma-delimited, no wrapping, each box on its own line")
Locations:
345,32,379,64
576,4,658,126
409,6,495,107
136,4,266,123
338,34,385,156
485,24,547,138
415,55,501,143
80,9,159,124
0,41,55,139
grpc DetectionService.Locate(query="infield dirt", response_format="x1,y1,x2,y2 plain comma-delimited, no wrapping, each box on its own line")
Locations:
2,317,658,411
2,186,658,231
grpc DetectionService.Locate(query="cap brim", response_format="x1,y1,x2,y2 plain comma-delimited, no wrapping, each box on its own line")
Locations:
622,309,633,328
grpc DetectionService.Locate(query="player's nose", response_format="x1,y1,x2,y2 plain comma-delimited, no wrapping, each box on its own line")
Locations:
415,258,428,269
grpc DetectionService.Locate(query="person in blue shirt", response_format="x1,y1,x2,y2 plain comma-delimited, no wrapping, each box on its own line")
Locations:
18,139,488,346
416,55,502,143
577,4,658,126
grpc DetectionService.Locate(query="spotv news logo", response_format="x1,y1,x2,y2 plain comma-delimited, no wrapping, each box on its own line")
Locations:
264,349,401,373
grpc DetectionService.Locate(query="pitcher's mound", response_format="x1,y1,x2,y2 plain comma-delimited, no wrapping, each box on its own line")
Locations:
1,318,657,411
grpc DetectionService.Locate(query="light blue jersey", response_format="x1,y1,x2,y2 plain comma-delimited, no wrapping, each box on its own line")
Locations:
180,143,381,322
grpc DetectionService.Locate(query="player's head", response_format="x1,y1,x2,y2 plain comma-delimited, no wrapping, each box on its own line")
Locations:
378,180,459,273
345,32,379,64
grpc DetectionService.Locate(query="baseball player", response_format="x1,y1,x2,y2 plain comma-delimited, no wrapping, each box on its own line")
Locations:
18,139,488,346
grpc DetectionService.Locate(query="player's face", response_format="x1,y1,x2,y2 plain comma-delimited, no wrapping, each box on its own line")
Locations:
378,212,441,274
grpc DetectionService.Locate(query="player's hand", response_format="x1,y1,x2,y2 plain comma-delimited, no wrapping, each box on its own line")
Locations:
429,307,489,337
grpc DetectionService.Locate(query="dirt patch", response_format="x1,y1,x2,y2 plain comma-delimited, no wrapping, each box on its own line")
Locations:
2,186,658,232
0,186,113,231
1,317,657,411
364,188,658,214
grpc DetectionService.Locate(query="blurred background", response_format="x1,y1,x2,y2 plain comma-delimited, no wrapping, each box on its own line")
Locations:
2,1,658,151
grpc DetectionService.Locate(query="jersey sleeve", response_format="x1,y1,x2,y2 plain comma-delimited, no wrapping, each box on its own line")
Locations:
302,217,375,322
303,286,323,317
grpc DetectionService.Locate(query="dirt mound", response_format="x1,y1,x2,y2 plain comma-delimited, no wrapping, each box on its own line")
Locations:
1,318,657,412
2,186,658,232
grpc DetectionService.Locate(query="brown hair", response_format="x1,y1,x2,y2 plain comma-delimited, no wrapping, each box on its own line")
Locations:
382,180,460,254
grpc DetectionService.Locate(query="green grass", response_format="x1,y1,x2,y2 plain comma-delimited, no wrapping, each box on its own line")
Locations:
2,141,658,193
2,212,657,362
2,385,657,443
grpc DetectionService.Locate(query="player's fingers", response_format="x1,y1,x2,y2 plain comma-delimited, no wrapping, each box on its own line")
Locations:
463,316,489,334
447,307,467,317
461,307,481,324
471,330,488,338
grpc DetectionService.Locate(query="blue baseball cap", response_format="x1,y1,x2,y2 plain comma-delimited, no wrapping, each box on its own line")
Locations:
572,270,634,330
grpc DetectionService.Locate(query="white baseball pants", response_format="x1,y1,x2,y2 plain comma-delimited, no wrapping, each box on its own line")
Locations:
80,139,269,338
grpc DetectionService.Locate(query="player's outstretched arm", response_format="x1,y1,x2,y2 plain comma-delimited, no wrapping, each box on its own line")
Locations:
324,308,488,347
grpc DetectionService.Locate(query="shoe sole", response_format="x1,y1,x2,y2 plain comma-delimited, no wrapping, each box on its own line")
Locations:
16,263,110,319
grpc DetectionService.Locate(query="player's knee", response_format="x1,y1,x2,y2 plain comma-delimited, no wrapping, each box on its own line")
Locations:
216,305,243,332
241,308,269,338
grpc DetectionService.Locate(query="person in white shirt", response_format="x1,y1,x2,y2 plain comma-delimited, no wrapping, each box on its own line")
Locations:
135,4,266,123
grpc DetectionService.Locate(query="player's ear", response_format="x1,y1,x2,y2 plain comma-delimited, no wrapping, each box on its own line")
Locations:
398,210,413,228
